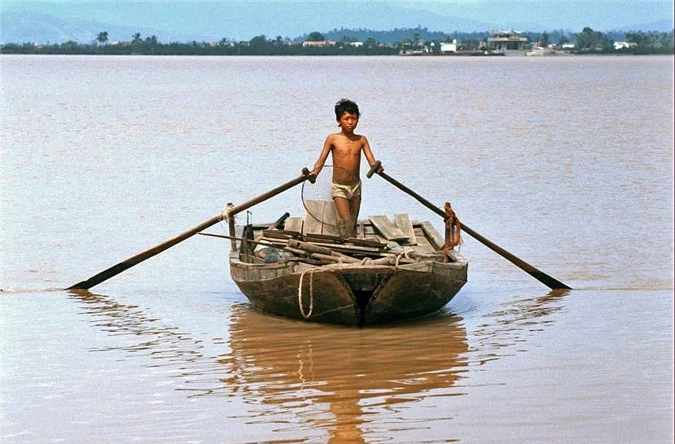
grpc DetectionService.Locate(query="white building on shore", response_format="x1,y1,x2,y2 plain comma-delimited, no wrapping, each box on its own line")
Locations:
487,30,528,52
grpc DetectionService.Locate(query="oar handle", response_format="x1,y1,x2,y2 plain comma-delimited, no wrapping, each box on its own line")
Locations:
367,164,571,290
366,160,382,179
69,168,313,291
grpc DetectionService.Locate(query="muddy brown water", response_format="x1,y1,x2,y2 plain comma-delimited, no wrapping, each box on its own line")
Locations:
1,55,672,443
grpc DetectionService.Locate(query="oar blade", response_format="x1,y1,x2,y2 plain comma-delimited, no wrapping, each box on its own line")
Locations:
68,214,224,290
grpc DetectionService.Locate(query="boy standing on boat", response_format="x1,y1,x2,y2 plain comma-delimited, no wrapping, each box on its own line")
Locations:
311,99,382,238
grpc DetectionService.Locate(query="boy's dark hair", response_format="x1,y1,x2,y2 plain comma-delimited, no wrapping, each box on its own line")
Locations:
335,99,360,120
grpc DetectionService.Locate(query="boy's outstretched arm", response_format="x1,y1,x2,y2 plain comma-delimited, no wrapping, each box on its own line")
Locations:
311,136,333,178
362,137,383,172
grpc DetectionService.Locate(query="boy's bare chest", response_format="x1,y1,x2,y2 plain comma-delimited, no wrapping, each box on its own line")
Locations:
332,139,362,155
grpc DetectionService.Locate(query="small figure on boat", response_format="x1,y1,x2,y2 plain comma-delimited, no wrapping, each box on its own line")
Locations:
311,99,383,238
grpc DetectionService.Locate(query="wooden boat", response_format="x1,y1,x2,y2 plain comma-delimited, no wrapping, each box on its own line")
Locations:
228,210,467,327
69,166,568,308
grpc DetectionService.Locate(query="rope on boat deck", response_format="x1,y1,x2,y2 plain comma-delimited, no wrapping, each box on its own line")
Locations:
298,268,318,319
395,251,412,267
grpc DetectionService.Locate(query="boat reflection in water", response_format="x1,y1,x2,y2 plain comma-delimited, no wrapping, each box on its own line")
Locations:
65,288,569,442
221,305,470,442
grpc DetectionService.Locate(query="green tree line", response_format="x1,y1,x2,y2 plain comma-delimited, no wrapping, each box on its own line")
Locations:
0,34,397,56
1,27,672,55
569,27,674,53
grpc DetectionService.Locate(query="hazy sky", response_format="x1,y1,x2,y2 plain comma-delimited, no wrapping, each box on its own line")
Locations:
2,0,673,41
3,0,671,6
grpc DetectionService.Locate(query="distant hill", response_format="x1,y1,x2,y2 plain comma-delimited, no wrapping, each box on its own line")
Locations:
0,2,495,44
317,27,487,46
1,1,673,45
0,11,209,44
623,19,674,32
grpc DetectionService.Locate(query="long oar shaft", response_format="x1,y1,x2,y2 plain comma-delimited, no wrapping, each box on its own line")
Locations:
69,168,311,290
367,161,571,290
68,215,224,290
227,169,311,218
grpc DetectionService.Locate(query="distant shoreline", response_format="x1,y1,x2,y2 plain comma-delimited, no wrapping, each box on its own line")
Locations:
2,45,672,57
1,49,672,56
2,28,673,56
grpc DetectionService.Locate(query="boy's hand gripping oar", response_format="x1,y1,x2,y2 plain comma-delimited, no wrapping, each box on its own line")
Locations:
366,161,571,290
69,168,314,291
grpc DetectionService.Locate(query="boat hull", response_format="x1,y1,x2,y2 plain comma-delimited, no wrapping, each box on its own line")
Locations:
230,258,468,326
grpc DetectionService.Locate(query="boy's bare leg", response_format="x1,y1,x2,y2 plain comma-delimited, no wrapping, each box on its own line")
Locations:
333,197,351,238
348,195,361,238
334,196,351,221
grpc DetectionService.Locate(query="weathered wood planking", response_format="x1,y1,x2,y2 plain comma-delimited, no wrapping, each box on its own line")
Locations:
302,201,324,234
362,223,389,244
303,200,339,236
369,215,409,242
284,217,303,233
420,221,445,250
310,241,384,256
412,226,434,250
394,213,417,245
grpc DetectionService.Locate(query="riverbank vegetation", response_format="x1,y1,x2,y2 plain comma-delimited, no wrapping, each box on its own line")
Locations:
1,27,672,55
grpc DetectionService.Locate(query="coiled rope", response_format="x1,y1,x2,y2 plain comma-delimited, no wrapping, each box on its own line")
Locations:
298,268,318,319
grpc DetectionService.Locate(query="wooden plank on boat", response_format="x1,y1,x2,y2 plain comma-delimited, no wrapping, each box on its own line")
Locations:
302,233,344,244
361,223,388,244
312,252,360,264
346,237,384,248
288,239,334,256
409,245,443,260
256,237,288,248
420,221,444,250
298,232,382,249
303,200,340,236
394,213,417,245
368,215,409,242
262,230,294,240
412,226,435,251
311,242,384,256
284,217,303,233
303,201,326,235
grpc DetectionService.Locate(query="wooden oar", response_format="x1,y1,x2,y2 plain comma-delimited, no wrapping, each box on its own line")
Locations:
366,161,571,290
69,168,312,290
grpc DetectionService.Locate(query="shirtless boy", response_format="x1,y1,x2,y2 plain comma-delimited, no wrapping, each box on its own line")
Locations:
310,99,382,238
